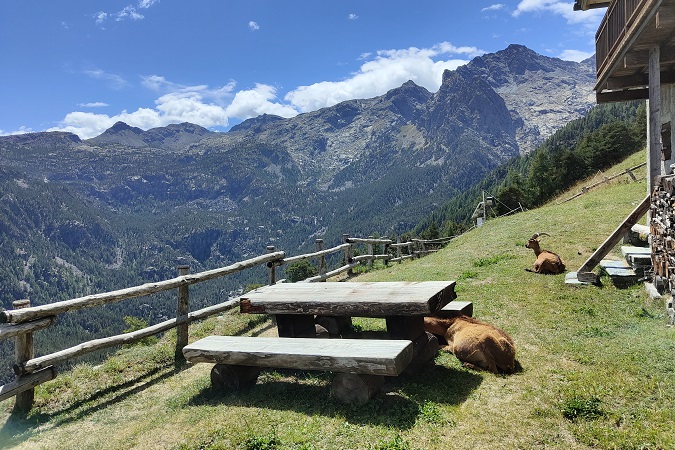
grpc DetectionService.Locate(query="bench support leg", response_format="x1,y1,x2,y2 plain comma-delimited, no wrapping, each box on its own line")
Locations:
331,373,384,404
385,316,439,374
315,316,353,336
210,364,261,390
275,314,317,338
404,332,439,375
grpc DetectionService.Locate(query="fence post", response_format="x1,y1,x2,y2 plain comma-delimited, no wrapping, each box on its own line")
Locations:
13,299,34,412
396,237,402,264
175,265,190,365
343,234,353,276
368,236,374,268
267,246,277,285
315,239,326,281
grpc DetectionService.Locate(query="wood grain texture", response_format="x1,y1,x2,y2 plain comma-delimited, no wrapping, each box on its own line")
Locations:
239,281,456,316
182,336,413,376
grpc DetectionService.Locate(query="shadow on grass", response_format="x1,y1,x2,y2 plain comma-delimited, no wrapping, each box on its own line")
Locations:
0,362,178,448
184,363,482,430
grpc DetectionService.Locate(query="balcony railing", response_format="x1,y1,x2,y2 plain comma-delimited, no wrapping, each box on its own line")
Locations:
595,0,641,76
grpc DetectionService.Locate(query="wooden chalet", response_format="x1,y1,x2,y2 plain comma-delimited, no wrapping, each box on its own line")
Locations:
575,0,675,191
573,0,675,313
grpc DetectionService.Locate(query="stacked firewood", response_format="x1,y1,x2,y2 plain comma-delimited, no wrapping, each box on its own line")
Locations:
650,174,675,294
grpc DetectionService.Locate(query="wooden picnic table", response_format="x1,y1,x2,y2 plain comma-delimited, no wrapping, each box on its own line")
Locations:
239,280,457,372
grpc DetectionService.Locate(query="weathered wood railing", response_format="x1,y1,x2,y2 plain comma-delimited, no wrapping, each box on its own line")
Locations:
595,0,642,78
0,233,453,411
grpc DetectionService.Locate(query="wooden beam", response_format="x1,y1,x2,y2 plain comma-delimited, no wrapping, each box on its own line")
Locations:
15,298,239,375
0,251,284,324
623,46,675,69
604,70,675,90
578,195,651,273
597,88,650,103
0,317,54,340
0,367,56,404
649,46,663,194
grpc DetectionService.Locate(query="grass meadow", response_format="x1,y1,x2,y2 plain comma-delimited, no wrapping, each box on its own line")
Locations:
1,151,674,449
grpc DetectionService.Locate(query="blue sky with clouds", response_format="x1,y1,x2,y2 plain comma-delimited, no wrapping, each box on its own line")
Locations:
0,1,604,139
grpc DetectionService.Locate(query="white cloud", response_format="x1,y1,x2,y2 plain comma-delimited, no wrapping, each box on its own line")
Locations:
482,4,505,12
138,0,159,8
50,91,231,139
349,13,359,20
95,1,157,26
95,12,108,25
513,0,604,25
249,21,260,31
225,84,299,119
140,75,236,104
117,6,144,21
84,69,128,89
558,49,594,62
50,41,486,138
0,126,33,136
50,78,240,138
285,42,483,112
78,102,110,108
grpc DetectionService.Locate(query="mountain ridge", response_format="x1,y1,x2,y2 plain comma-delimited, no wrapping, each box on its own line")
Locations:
0,44,597,297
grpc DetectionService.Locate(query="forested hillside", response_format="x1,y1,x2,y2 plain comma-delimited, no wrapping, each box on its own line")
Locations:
414,101,646,237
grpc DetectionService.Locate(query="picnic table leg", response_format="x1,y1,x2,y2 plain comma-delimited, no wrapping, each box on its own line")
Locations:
275,314,317,338
385,316,439,374
210,364,261,390
315,316,353,336
331,373,384,404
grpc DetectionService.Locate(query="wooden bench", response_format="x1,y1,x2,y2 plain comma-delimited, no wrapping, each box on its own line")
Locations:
183,336,413,403
437,300,473,317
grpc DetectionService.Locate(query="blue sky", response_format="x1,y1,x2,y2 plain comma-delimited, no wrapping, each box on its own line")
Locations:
0,1,604,139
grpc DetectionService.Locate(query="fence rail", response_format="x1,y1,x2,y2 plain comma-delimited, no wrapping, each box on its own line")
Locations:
0,233,454,410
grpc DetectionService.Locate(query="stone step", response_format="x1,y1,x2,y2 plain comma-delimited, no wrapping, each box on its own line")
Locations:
600,259,638,288
621,245,651,257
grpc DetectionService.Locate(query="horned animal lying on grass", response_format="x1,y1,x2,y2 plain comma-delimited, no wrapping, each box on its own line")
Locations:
423,315,516,374
525,232,566,275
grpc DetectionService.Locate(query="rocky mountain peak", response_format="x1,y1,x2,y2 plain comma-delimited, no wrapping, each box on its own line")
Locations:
452,44,596,154
230,114,286,133
108,121,143,134
86,121,213,151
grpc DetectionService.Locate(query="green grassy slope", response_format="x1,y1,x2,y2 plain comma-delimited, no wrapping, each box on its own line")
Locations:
1,151,673,450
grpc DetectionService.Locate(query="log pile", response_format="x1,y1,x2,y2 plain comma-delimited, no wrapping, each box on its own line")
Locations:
650,175,675,295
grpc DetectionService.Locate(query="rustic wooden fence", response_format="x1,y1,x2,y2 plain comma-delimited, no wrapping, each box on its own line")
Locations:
0,234,452,411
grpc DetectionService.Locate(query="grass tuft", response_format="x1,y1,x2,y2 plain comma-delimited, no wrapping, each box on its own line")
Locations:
561,395,604,421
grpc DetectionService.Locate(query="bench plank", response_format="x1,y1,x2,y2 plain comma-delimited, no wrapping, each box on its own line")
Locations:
437,301,473,317
183,336,413,376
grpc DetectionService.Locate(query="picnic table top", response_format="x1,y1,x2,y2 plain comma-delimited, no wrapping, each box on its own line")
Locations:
239,280,456,317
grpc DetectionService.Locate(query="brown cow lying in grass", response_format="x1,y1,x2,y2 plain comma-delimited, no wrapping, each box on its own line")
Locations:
424,315,517,374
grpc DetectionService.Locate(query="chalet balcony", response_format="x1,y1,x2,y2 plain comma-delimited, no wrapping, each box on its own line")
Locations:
593,0,675,101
